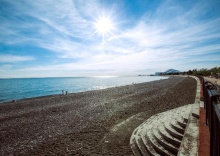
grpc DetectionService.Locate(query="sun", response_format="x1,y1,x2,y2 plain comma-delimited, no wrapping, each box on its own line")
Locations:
95,17,113,35
93,15,116,43
82,13,117,43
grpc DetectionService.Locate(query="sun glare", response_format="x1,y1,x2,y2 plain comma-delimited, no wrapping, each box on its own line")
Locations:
95,17,113,34
82,14,116,43
81,12,117,43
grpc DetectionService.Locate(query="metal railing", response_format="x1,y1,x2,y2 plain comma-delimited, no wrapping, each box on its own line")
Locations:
202,78,220,156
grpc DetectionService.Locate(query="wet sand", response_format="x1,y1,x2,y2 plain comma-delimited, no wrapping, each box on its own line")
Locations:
0,76,197,155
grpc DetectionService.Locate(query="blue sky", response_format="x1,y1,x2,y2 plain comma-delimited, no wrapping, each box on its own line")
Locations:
0,0,220,78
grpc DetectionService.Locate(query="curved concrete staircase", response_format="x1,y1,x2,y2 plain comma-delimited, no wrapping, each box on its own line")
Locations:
130,76,201,156
130,104,199,156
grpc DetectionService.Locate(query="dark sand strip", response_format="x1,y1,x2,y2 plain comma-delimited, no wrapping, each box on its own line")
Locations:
0,76,197,155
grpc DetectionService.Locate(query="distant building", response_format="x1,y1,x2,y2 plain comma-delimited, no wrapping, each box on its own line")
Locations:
164,69,180,75
155,69,180,75
155,72,163,76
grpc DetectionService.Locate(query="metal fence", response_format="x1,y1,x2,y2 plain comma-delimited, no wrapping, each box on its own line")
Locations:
202,78,220,156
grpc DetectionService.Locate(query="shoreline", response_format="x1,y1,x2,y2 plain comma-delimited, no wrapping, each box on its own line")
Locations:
0,76,197,155
0,77,168,104
0,76,168,104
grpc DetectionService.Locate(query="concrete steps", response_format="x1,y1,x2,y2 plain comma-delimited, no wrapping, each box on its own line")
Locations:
178,113,199,156
130,104,199,156
158,124,181,147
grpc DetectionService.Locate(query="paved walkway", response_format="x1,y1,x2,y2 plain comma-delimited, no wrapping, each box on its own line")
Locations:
198,108,210,156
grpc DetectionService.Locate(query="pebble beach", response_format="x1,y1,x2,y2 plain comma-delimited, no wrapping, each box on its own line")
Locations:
0,76,197,155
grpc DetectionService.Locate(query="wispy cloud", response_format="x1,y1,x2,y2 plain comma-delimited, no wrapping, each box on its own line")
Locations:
0,0,220,77
0,54,34,63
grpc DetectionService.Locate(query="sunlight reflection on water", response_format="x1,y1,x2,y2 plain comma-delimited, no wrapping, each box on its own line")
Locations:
0,76,167,102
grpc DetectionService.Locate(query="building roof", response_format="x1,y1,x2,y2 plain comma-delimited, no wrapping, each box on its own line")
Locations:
164,69,180,74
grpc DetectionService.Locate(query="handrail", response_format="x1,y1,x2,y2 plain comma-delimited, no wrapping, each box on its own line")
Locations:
202,77,220,156
213,102,220,121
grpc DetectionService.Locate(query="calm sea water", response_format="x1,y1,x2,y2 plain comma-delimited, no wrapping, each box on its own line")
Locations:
0,76,167,103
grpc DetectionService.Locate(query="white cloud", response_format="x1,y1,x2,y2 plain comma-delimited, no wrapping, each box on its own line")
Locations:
0,54,34,63
0,0,220,78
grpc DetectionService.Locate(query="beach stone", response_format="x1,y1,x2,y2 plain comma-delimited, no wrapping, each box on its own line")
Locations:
0,76,196,155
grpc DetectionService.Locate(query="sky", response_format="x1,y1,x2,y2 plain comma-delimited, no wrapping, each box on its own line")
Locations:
0,0,220,78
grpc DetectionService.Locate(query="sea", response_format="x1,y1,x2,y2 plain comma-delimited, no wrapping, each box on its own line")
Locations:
0,76,167,103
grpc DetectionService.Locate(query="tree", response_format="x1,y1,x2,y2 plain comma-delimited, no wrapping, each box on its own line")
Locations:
184,66,219,76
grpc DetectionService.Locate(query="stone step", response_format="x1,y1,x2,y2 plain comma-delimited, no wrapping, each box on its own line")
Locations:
178,114,199,156
136,135,150,156
146,130,174,156
164,122,184,141
177,120,187,129
139,106,191,155
141,128,160,156
158,124,181,147
130,128,142,156
153,128,179,155
170,120,185,134
142,115,175,156
130,103,197,156
131,127,148,155
130,115,159,156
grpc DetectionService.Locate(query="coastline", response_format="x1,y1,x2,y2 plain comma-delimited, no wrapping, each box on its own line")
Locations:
0,76,167,103
0,76,197,155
